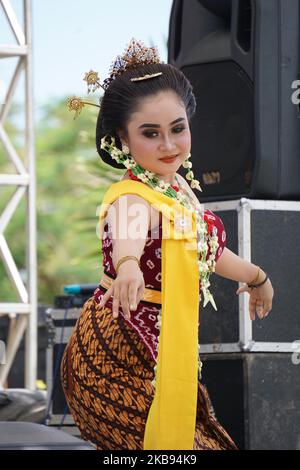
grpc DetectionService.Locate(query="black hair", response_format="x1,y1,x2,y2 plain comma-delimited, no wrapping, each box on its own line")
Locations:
96,62,197,169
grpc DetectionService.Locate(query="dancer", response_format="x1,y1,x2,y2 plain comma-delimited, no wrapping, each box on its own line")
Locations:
62,38,274,450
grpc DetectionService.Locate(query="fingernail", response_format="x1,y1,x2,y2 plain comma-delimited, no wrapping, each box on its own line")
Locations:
130,304,136,311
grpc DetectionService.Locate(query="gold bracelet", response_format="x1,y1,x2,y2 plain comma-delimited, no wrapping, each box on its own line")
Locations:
115,255,141,274
248,272,269,289
247,265,260,286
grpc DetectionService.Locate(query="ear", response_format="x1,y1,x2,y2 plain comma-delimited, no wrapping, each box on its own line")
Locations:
117,129,129,148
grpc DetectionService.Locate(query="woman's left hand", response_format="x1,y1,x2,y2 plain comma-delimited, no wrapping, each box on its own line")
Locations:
236,278,274,321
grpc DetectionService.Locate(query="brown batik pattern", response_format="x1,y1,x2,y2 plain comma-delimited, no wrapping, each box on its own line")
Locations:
60,297,238,450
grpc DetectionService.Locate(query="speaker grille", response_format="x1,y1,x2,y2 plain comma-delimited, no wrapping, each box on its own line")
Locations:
181,61,254,201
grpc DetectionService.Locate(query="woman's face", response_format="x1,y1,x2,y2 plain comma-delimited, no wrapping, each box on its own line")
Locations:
120,90,191,184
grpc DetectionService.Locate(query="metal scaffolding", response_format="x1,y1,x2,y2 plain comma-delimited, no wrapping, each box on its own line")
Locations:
0,0,37,389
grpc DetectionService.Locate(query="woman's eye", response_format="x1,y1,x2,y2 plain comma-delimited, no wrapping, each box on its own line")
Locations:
143,127,185,138
172,127,185,133
143,131,158,138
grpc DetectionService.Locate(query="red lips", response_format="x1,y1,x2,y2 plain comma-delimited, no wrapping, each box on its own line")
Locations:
159,155,178,164
160,155,177,160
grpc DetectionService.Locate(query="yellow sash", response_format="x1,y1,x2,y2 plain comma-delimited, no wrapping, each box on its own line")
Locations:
98,180,199,450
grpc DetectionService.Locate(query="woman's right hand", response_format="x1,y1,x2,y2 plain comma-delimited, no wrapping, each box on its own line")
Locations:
98,260,145,320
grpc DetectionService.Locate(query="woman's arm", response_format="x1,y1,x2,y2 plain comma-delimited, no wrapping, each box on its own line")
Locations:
215,247,274,320
99,194,151,319
214,247,264,284
109,194,151,272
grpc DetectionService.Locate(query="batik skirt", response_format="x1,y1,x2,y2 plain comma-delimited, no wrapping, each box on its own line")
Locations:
60,296,238,450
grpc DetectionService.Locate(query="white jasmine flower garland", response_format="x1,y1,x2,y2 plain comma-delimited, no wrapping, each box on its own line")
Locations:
100,134,220,386
100,135,219,311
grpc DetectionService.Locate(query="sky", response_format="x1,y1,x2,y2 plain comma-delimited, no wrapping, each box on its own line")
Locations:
0,0,174,108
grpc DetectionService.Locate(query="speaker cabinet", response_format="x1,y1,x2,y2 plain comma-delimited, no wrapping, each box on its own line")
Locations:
199,198,300,352
169,0,300,201
0,422,94,450
201,353,300,450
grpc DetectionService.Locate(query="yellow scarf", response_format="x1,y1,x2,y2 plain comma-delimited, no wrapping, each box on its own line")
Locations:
98,180,199,450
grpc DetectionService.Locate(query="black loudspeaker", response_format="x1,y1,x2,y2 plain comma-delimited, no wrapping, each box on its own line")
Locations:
199,204,300,347
0,307,48,388
201,353,300,450
168,0,300,202
0,422,94,450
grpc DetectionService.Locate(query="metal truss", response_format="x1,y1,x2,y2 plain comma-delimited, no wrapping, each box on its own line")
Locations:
0,0,37,389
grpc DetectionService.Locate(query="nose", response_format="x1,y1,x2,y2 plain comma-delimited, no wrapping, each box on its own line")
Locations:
159,133,176,153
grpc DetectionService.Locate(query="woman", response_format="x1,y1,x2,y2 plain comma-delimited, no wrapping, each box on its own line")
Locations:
62,39,274,450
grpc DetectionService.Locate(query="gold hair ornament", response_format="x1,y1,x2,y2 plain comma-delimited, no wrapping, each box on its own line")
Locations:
67,96,100,119
130,72,162,82
66,38,164,118
83,70,105,93
102,38,162,89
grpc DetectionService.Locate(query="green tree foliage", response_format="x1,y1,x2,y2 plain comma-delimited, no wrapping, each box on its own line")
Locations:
0,98,123,304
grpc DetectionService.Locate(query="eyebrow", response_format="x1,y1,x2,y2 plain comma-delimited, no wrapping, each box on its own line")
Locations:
138,117,185,129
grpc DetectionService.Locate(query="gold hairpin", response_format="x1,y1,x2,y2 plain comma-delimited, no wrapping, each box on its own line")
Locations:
130,72,163,82
83,70,106,93
67,70,103,118
67,96,100,119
